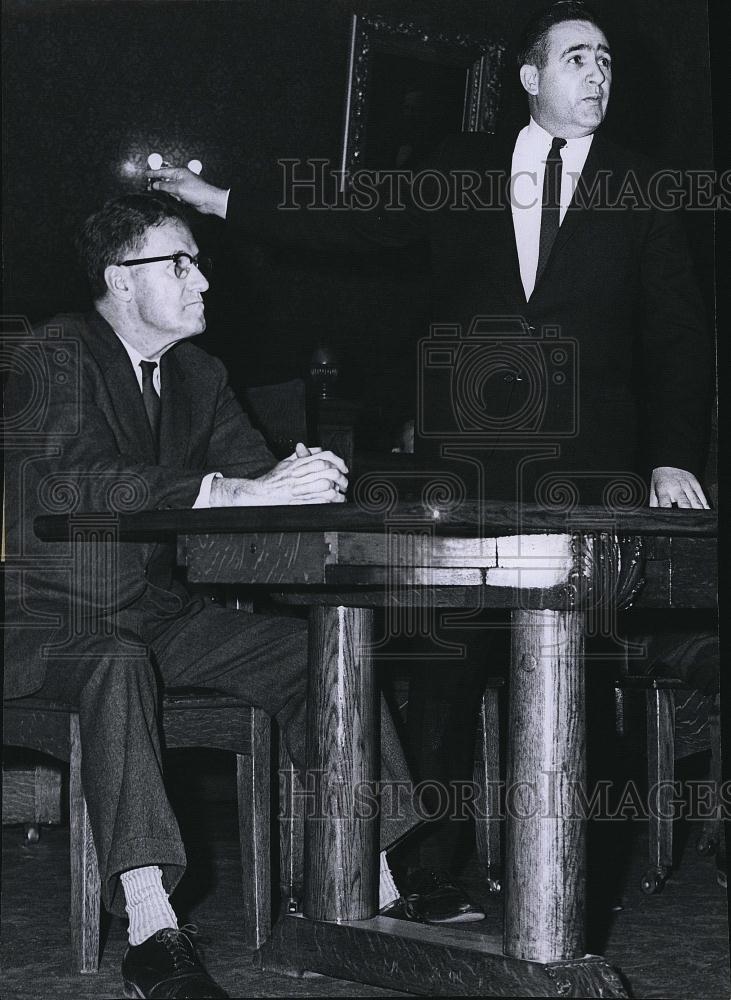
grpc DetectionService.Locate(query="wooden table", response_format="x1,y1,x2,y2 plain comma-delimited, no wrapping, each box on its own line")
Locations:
36,500,717,997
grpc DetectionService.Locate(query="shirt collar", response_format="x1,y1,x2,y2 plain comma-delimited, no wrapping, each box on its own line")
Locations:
114,331,173,371
517,117,594,159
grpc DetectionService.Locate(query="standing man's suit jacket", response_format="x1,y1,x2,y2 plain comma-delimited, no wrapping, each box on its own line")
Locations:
4,311,275,699
228,129,712,500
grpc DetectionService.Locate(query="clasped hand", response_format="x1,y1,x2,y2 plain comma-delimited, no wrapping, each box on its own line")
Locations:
210,443,348,507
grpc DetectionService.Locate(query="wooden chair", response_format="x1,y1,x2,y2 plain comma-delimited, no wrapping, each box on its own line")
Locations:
473,678,504,893
243,379,307,459
3,691,272,972
614,631,721,893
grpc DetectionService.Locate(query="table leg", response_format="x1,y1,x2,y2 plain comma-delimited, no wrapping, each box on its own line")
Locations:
302,605,378,922
504,608,586,963
258,602,626,997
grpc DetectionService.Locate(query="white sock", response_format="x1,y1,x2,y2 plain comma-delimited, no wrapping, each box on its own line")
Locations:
379,850,401,909
120,866,178,946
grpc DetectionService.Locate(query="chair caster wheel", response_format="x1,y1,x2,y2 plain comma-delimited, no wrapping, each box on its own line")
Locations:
24,824,41,844
483,867,502,894
486,876,502,894
696,832,719,857
640,867,667,894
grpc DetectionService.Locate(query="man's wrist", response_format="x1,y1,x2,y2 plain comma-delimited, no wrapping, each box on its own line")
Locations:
209,475,260,507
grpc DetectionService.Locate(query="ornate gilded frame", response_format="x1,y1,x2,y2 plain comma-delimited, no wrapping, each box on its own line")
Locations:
340,13,504,182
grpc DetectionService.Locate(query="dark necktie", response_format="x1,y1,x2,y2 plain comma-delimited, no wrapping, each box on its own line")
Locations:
139,360,160,450
536,136,567,285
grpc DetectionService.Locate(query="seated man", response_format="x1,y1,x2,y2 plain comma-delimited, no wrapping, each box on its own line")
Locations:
3,194,475,1000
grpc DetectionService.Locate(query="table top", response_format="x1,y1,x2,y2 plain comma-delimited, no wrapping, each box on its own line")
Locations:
34,499,717,542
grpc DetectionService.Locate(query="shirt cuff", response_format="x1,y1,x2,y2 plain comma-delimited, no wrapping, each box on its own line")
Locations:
193,472,222,509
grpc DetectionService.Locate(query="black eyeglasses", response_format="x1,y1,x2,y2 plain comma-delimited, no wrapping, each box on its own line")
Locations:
119,251,213,280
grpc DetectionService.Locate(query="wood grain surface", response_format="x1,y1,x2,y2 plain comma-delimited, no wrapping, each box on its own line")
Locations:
237,706,271,949
256,912,628,997
303,606,378,922
646,688,675,872
68,714,101,973
1,764,62,825
504,609,586,964
35,500,717,542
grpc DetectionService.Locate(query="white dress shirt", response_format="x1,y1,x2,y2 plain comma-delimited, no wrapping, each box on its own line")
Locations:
510,117,594,300
114,333,221,507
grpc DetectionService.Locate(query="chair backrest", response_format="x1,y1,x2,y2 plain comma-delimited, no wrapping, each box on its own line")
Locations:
243,379,307,460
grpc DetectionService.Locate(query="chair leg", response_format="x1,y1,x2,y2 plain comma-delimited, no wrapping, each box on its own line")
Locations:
697,691,723,857
473,687,502,892
642,687,675,894
278,740,304,912
237,707,271,949
68,714,101,973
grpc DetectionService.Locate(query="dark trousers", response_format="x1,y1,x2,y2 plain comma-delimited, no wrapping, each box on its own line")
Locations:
38,583,414,915
395,613,510,872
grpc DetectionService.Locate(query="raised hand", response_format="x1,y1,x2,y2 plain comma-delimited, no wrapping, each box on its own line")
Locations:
145,166,230,218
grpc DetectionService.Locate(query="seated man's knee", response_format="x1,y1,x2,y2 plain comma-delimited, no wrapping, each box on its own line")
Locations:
79,640,158,706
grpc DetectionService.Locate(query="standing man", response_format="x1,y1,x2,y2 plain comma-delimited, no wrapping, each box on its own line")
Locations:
148,0,712,899
151,1,711,508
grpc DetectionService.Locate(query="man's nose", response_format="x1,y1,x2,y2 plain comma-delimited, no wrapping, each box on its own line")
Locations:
189,266,209,293
586,58,606,85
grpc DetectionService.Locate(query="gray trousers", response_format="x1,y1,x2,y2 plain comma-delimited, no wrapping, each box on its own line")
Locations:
38,583,415,915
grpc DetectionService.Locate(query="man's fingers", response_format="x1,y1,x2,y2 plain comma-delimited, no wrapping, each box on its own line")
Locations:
291,451,348,475
689,484,710,509
295,442,310,458
294,488,346,504
650,468,711,511
292,468,347,488
291,490,346,505
145,169,180,191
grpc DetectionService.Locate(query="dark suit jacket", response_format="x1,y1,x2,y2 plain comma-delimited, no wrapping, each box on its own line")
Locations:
4,311,275,698
228,129,711,502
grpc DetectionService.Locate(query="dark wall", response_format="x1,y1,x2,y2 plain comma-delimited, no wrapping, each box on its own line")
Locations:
3,0,714,441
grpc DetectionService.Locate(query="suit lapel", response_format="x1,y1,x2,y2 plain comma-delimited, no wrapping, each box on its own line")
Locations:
84,312,158,461
158,347,191,467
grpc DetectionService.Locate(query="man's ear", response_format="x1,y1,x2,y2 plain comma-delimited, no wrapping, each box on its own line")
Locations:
520,64,540,96
104,264,133,301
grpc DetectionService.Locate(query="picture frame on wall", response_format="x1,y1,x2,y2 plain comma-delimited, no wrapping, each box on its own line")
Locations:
340,13,504,184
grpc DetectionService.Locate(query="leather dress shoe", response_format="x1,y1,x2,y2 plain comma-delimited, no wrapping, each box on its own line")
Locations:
383,868,485,924
122,927,228,998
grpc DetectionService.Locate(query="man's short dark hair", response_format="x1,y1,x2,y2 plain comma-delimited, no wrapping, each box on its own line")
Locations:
77,193,191,299
517,1,606,70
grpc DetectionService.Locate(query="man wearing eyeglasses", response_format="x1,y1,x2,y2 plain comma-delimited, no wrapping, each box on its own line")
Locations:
5,193,424,998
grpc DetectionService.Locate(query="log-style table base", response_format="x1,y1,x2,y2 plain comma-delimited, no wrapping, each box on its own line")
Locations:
255,602,627,997
255,913,628,997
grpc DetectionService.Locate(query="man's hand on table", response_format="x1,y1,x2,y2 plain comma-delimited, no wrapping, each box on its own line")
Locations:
209,443,348,506
145,167,229,218
650,466,709,509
